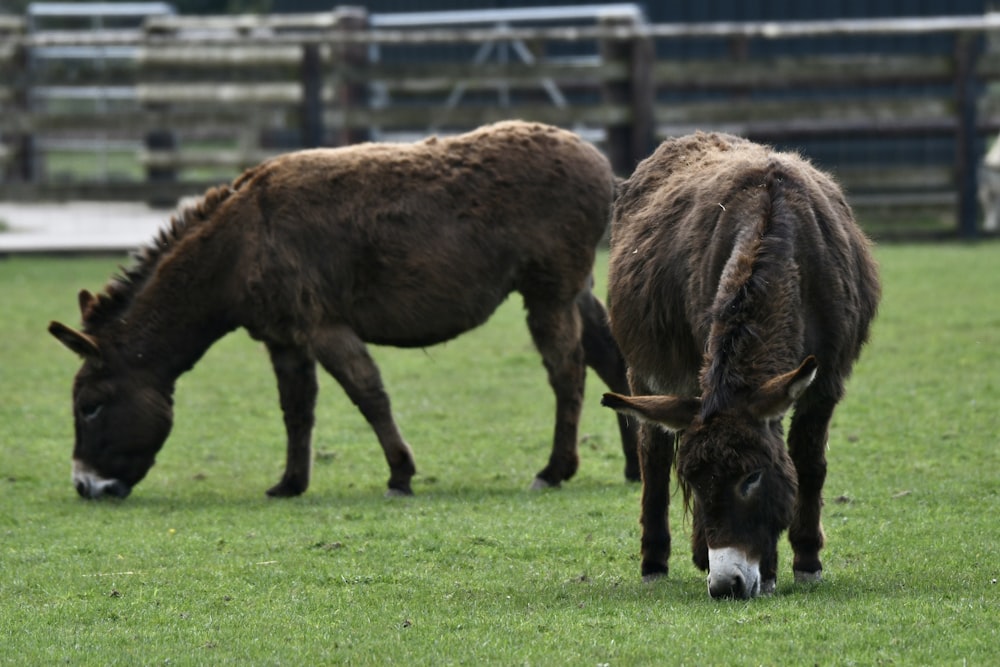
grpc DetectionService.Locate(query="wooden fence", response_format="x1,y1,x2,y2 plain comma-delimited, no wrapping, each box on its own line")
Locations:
4,7,1000,236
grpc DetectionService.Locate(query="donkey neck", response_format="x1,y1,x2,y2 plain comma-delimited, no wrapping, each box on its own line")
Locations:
98,232,240,384
133,275,236,379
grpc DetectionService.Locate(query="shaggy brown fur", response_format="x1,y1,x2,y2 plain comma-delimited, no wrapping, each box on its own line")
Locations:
49,121,639,499
602,132,879,597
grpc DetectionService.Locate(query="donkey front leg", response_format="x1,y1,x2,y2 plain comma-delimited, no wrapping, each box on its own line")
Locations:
638,422,675,580
311,325,416,496
526,301,586,489
787,392,837,583
265,342,318,497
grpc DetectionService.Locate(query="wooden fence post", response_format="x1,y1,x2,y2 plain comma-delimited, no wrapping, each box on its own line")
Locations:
954,33,981,239
301,43,324,148
142,19,178,198
144,129,177,184
330,7,370,146
10,33,38,182
600,16,655,176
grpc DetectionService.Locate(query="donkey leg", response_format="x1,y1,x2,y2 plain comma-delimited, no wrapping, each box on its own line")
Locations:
265,342,318,497
576,288,640,482
787,393,838,582
525,301,586,489
639,422,675,580
311,325,417,496
690,501,708,573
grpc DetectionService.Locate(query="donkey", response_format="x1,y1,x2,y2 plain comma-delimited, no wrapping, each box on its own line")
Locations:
601,132,879,599
49,120,639,500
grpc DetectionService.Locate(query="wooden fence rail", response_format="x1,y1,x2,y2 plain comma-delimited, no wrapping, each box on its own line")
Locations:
3,8,1000,236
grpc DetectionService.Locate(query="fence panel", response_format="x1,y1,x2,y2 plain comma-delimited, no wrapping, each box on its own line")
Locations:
3,7,1000,236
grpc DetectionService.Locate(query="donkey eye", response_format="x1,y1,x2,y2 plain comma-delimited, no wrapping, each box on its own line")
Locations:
738,470,763,498
80,403,104,421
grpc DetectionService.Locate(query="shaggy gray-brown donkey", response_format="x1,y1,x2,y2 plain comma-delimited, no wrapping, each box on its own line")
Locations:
602,132,879,599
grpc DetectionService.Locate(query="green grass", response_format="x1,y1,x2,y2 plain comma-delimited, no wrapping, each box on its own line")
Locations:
1,244,998,665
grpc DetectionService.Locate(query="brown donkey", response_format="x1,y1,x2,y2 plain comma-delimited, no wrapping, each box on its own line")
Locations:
602,132,879,598
49,121,638,500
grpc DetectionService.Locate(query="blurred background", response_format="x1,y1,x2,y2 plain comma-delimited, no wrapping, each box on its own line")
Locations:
2,0,1000,241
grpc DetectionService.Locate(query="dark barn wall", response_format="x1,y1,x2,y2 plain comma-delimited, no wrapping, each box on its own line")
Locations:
272,1,985,22
271,0,986,164
268,2,989,226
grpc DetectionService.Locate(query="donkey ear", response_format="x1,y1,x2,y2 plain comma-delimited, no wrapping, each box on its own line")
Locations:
78,289,97,318
749,356,818,421
48,321,102,361
601,392,701,431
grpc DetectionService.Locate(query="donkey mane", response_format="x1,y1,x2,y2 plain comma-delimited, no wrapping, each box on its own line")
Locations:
698,164,803,420
81,181,244,331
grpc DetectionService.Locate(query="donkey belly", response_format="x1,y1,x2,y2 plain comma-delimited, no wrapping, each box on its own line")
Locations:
354,304,506,349
349,279,515,349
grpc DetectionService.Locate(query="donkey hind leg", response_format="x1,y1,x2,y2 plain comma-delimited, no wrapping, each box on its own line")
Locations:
311,325,416,496
787,391,838,583
638,420,675,581
576,288,640,482
265,342,318,497
525,301,586,490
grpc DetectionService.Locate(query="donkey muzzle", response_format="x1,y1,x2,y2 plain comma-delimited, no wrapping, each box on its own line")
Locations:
72,460,132,499
707,547,761,599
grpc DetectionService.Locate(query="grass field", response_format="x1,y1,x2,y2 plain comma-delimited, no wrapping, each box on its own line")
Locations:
1,243,998,665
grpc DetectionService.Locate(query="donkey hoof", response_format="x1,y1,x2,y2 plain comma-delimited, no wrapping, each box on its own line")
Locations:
640,562,668,583
794,569,823,584
641,571,667,584
266,479,306,497
760,578,777,596
529,476,560,491
385,485,413,498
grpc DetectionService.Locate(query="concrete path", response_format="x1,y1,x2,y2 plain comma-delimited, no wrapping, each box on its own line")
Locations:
0,201,172,254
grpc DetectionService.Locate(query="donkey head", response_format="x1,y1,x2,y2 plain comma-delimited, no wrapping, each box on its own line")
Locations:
49,311,173,500
603,357,817,599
